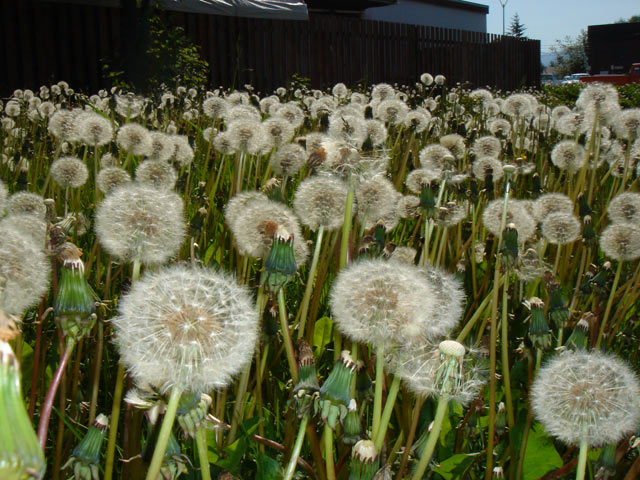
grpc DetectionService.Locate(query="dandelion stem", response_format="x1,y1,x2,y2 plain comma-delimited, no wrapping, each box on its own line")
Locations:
576,436,589,480
596,260,623,348
297,225,324,341
501,277,515,428
323,423,336,480
339,185,355,270
374,375,401,450
104,363,125,480
195,426,212,480
371,343,385,442
284,414,309,480
278,288,299,383
410,392,450,480
145,386,183,480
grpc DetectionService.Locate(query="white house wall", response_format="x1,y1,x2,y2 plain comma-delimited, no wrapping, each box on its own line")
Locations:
363,0,487,32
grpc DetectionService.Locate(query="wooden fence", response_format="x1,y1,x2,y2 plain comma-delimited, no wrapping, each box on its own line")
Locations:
1,0,540,95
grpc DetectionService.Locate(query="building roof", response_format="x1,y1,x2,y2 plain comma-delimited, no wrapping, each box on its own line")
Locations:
307,0,488,14
413,0,489,14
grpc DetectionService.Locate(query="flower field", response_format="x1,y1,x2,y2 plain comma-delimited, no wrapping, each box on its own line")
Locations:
1,76,640,480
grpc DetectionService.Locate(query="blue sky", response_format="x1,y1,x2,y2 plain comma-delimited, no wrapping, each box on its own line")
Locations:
482,0,639,52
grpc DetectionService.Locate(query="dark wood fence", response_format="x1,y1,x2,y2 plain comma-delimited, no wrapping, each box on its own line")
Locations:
1,0,540,95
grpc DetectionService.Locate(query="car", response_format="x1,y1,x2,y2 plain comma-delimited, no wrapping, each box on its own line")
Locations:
541,74,560,85
561,73,588,85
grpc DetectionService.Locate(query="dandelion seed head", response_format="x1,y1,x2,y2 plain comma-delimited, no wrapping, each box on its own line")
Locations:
227,119,269,155
371,83,396,101
332,82,348,98
420,73,434,86
405,168,442,193
488,118,511,137
470,88,493,103
114,94,145,118
6,192,46,219
170,135,194,167
96,183,185,266
482,199,536,242
135,159,177,190
419,144,455,171
96,166,131,194
0,180,7,214
471,136,501,158
614,108,640,141
328,112,366,147
551,141,586,174
439,134,465,159
114,264,258,393
599,223,640,261
502,93,533,118
116,123,152,157
270,143,306,177
434,75,446,85
48,109,80,142
224,104,261,124
50,156,89,189
533,193,574,222
531,350,640,447
293,175,349,232
146,132,175,162
404,109,430,133
0,214,47,247
274,102,305,129
263,117,295,148
310,96,337,119
202,96,228,119
363,119,388,146
541,212,581,245
608,192,640,224
472,157,503,182
375,99,409,125
0,227,50,316
355,175,401,230
76,112,113,146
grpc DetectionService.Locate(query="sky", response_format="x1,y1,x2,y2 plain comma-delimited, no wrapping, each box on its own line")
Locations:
482,0,639,52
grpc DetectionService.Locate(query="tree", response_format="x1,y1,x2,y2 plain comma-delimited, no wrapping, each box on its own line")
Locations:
615,14,640,23
549,30,588,77
508,13,527,39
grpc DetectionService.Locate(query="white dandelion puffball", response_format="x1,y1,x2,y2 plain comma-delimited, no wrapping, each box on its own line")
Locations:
113,264,259,393
293,175,349,232
531,350,640,447
50,156,89,189
330,259,463,348
96,183,185,266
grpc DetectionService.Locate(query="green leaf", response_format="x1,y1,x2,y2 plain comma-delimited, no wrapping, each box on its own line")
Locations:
313,316,333,358
432,453,480,479
255,451,283,480
213,418,262,472
523,424,563,480
204,242,216,266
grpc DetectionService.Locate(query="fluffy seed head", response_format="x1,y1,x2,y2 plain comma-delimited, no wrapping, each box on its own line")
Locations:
116,123,152,157
599,223,640,261
328,112,366,147
613,108,640,140
541,212,581,245
135,159,177,190
47,110,79,141
0,227,51,316
227,119,269,155
607,191,640,224
170,135,194,167
531,350,640,447
202,96,228,119
472,157,503,182
363,119,388,146
76,111,113,146
471,136,501,158
96,167,131,194
96,183,185,265
50,156,89,189
113,264,258,393
147,132,175,162
262,117,295,148
371,83,395,101
482,199,536,242
6,192,46,219
270,144,306,177
375,99,409,125
551,141,586,174
502,93,533,118
274,102,305,129
533,193,574,223
1,214,47,246
0,180,7,214
293,175,349,231
419,144,454,171
439,134,465,159
355,175,401,230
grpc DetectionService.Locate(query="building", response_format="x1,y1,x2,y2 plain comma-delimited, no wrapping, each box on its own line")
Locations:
588,22,640,74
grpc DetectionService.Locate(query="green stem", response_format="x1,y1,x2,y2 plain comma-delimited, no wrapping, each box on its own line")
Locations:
324,423,336,480
145,387,183,480
283,414,309,480
596,260,623,348
500,277,515,428
576,436,589,480
339,185,355,270
195,426,212,480
278,288,299,383
297,225,324,341
374,375,401,450
371,343,385,441
104,363,125,480
410,393,450,480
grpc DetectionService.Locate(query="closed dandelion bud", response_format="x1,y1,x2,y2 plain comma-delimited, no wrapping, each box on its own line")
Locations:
342,399,362,445
492,466,505,478
531,173,542,197
0,341,46,480
526,297,551,350
261,226,297,293
355,360,372,400
577,193,592,218
176,392,212,439
500,223,519,270
495,402,507,434
63,413,108,480
292,340,321,416
547,285,569,329
54,243,96,341
349,440,379,480
582,215,596,245
320,351,356,429
419,182,437,218
565,314,591,351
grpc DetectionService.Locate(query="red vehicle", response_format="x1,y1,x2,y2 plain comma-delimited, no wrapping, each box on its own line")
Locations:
580,63,640,85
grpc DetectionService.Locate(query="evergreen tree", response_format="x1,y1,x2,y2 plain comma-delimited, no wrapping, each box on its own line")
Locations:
508,13,527,39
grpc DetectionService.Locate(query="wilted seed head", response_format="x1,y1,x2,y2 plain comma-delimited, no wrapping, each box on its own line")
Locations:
531,350,640,447
116,123,152,157
202,96,228,119
350,440,380,478
113,264,258,393
6,192,46,219
471,136,501,158
607,191,640,224
270,143,306,177
542,212,581,245
550,140,586,174
227,196,309,265
516,248,549,282
96,166,131,194
482,199,536,243
50,156,88,189
262,117,295,148
599,223,640,261
76,111,113,146
135,159,177,190
0,228,51,316
356,175,401,230
293,175,349,232
472,157,503,182
533,193,574,223
96,183,185,266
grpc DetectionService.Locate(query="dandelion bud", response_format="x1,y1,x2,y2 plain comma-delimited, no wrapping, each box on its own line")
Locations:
355,360,373,401
319,351,356,429
582,215,596,245
495,402,507,434
577,193,592,218
565,314,592,351
176,392,212,439
546,283,569,329
62,413,108,480
261,226,297,293
349,440,380,480
526,297,551,349
500,223,519,270
492,466,504,478
292,340,321,416
342,399,362,445
0,341,46,480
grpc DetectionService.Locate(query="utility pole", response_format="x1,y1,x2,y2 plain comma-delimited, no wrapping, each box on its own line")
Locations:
498,0,509,35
